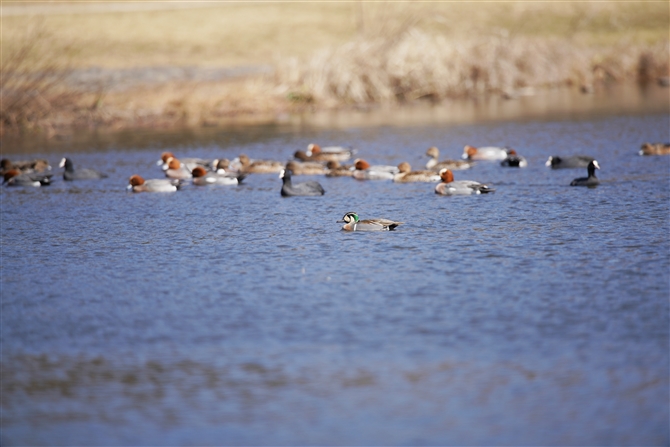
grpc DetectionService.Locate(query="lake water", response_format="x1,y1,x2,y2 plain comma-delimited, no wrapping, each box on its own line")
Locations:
1,98,669,444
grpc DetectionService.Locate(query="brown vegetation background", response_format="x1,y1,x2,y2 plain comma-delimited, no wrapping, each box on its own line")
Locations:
1,1,668,136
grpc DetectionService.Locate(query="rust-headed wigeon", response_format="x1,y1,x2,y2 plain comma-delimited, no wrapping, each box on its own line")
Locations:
434,169,495,195
158,151,212,171
352,159,398,180
3,169,52,187
164,158,192,180
191,166,245,186
128,175,181,192
462,145,509,161
306,143,356,161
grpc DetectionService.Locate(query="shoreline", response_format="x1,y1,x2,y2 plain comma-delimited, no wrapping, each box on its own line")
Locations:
3,82,668,156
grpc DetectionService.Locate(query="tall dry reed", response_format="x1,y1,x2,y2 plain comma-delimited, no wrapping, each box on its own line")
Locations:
0,23,83,134
274,29,669,105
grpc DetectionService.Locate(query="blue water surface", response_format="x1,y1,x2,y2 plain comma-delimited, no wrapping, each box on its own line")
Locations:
1,112,669,445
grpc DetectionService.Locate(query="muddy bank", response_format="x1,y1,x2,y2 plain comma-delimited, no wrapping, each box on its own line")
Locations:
3,81,668,156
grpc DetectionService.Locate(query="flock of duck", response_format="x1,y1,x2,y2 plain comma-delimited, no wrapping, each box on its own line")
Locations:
3,141,669,231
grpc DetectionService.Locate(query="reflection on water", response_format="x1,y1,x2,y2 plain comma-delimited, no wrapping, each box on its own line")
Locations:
1,98,668,445
2,353,666,445
3,83,668,156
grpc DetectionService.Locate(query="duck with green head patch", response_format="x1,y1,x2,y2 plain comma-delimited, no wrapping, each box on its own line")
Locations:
337,212,403,232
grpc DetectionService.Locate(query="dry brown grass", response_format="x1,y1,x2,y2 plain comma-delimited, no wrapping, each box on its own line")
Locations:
1,1,668,136
1,2,358,69
0,22,84,133
272,1,669,104
4,2,666,70
79,77,288,131
274,31,669,105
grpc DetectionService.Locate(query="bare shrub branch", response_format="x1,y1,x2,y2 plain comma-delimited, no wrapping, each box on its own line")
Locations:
1,20,83,133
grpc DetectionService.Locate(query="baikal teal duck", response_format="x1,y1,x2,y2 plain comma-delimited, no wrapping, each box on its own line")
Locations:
337,212,403,232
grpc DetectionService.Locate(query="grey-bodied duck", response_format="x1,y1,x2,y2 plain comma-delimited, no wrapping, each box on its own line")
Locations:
3,169,52,187
285,160,327,176
191,166,245,185
128,175,181,192
164,158,192,180
232,154,284,174
158,151,212,171
462,145,509,161
352,159,398,180
434,169,495,196
306,143,356,161
425,147,474,171
337,212,403,232
393,162,441,183
325,160,353,177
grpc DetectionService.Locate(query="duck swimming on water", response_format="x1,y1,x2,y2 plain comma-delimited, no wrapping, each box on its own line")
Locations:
393,162,441,183
279,169,325,197
639,143,670,156
434,169,495,196
232,154,284,174
60,158,108,181
425,147,474,171
337,212,403,231
351,159,398,180
306,143,356,161
128,175,181,192
570,160,600,187
500,149,527,167
3,169,52,187
191,166,245,185
462,145,509,161
545,155,594,169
